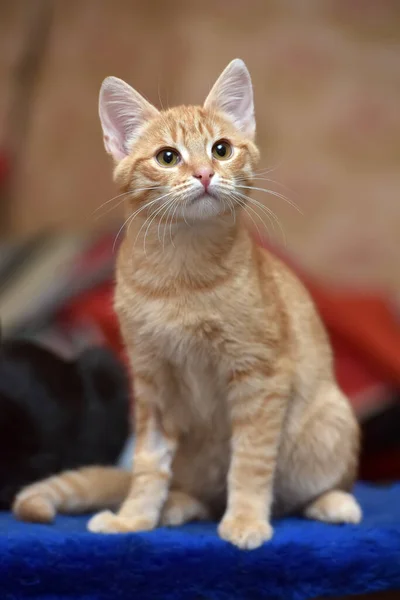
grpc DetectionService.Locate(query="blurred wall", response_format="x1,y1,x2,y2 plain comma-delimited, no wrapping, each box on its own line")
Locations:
1,0,399,293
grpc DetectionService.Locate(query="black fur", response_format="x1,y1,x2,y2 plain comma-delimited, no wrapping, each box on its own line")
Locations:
0,340,130,508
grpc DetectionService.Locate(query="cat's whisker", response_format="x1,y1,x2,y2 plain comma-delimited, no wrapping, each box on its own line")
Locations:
237,185,302,214
216,185,237,224
219,180,286,240
157,80,165,112
179,188,197,228
234,190,279,232
127,191,175,254
230,199,237,225
142,195,176,257
157,196,176,244
94,186,165,220
249,200,286,246
226,196,237,225
140,212,158,258
233,190,287,246
159,197,178,249
157,201,169,246
113,209,141,254
253,160,284,177
229,194,265,243
168,200,180,249
160,197,177,251
239,184,301,214
223,197,234,223
236,176,297,198
127,194,171,239
162,204,172,252
162,200,176,251
182,197,191,227
220,197,228,220
113,212,136,254
139,206,165,255
94,191,133,219
132,185,191,254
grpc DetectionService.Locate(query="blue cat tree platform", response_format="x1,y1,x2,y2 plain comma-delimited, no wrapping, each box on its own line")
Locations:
2,483,400,600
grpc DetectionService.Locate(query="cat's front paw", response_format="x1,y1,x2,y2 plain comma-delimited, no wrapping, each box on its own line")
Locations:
218,514,273,550
87,510,155,534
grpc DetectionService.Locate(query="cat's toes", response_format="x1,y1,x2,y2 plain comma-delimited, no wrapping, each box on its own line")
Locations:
160,504,191,527
304,490,362,525
160,492,209,527
160,502,208,527
87,510,118,533
87,510,154,534
218,514,273,550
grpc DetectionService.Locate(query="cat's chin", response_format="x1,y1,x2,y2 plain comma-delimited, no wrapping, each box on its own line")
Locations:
183,192,226,221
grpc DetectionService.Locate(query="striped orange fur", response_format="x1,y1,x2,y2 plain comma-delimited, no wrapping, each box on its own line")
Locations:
13,60,361,549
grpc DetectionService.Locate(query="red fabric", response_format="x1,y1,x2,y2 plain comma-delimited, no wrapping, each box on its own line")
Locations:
69,234,116,279
58,282,124,359
329,333,389,411
309,291,400,388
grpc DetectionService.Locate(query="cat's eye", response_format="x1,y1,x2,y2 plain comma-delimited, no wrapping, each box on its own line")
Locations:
212,140,233,161
156,148,181,167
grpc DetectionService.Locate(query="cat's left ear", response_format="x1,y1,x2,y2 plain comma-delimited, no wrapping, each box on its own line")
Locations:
204,59,255,138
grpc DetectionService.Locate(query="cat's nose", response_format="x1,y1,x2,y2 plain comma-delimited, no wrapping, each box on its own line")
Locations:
193,168,214,190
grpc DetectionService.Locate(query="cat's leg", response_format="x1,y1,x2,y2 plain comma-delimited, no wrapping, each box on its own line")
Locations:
276,382,362,524
88,357,177,534
218,362,290,550
160,490,210,526
304,490,361,524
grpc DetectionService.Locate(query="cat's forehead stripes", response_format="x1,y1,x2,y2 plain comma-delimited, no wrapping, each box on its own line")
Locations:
140,106,244,163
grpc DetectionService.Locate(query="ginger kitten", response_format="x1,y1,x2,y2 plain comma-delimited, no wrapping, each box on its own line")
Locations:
13,59,361,549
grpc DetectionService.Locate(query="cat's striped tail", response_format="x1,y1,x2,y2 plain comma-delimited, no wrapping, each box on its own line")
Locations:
13,467,131,523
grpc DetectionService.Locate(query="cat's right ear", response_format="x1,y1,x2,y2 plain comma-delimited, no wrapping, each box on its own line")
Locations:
99,77,159,162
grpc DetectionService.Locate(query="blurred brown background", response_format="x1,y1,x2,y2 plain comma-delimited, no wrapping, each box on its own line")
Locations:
1,0,399,292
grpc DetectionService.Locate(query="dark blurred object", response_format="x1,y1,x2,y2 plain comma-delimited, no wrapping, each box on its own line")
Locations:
360,400,400,482
0,338,130,509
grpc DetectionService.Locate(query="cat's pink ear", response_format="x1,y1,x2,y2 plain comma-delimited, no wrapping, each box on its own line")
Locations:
99,77,159,161
204,59,255,138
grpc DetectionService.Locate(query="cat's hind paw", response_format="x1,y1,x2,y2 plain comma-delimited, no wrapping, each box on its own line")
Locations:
160,490,209,527
304,490,362,524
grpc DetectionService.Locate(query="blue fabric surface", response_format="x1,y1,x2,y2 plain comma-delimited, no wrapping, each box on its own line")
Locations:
1,484,400,600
